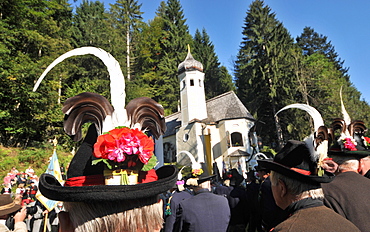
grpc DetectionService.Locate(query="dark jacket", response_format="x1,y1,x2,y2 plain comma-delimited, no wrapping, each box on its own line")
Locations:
228,186,249,226
322,171,370,232
164,189,193,232
272,198,360,232
174,189,230,232
259,176,288,231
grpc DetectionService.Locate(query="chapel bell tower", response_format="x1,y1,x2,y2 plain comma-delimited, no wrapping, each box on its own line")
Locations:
178,46,207,126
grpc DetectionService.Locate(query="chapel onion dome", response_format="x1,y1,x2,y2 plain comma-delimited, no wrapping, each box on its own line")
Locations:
178,49,203,74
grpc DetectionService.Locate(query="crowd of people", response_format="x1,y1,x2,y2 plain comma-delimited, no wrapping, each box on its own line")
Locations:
1,89,370,232
1,138,370,232
2,139,370,231
0,166,65,232
161,139,370,232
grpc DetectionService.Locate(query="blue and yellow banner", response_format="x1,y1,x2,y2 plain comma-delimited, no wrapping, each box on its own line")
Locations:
36,150,63,211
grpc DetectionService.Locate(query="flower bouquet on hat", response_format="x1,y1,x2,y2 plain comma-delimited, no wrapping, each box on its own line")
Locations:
93,126,158,185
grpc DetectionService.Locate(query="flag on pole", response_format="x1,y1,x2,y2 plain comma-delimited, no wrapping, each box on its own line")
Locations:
45,150,63,183
36,147,63,211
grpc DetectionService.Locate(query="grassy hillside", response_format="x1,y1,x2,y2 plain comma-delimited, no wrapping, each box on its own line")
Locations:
0,145,73,182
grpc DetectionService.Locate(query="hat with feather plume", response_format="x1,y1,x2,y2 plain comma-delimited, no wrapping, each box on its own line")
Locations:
275,103,330,173
34,47,178,202
328,87,370,158
260,103,333,184
258,140,333,185
177,151,215,186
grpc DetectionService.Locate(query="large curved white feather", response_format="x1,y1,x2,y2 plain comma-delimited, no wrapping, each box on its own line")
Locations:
276,103,324,131
340,86,351,126
177,151,201,170
178,166,186,180
303,135,317,161
33,47,127,130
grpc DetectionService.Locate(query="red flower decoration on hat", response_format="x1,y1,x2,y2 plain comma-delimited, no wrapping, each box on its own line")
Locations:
343,137,357,151
192,168,203,176
94,127,155,168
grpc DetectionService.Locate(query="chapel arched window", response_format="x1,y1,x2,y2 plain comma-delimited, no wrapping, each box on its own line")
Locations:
231,132,243,147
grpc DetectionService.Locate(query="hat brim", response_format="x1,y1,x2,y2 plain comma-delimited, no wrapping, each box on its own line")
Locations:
255,166,269,172
39,165,178,202
258,160,333,185
197,174,216,184
328,150,370,158
0,203,21,217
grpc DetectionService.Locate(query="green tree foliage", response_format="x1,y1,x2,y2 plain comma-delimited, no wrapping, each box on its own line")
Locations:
132,16,165,101
0,0,73,147
296,26,349,80
235,0,295,148
155,0,193,114
290,28,370,140
109,0,144,80
72,0,111,48
193,29,235,99
68,0,116,104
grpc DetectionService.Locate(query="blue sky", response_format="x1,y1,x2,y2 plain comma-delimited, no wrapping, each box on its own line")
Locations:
72,0,370,103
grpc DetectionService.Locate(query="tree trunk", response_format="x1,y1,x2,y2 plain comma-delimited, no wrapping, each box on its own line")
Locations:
58,76,62,104
126,24,130,80
272,100,284,150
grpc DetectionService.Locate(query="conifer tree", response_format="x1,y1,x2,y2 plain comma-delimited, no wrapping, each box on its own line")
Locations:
130,16,165,101
110,0,144,80
193,29,234,99
296,27,349,80
235,0,295,149
154,0,193,114
68,0,113,102
72,0,111,48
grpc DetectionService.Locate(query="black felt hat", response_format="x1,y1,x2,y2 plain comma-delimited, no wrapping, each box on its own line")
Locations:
328,150,370,159
254,162,271,172
39,125,178,202
197,163,216,184
328,118,370,158
328,133,370,159
228,168,244,186
258,140,332,185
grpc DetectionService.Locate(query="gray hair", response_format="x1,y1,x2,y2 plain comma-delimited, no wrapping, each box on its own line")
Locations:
64,197,163,232
330,155,360,172
270,171,324,199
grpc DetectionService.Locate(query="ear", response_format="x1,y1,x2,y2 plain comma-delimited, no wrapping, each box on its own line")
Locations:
358,159,364,174
278,179,287,198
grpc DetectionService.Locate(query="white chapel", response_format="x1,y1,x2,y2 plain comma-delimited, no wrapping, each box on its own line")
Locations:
157,49,259,175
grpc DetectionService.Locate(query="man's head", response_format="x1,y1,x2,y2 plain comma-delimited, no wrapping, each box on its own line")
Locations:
359,156,370,176
270,170,324,210
327,149,370,175
330,155,360,174
258,140,332,210
254,165,270,181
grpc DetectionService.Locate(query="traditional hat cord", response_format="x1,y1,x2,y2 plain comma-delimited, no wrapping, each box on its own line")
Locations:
0,202,16,210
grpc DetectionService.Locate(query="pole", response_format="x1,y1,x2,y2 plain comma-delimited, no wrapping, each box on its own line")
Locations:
43,212,48,232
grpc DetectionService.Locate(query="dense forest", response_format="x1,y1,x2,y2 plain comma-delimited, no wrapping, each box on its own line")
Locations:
1,0,370,173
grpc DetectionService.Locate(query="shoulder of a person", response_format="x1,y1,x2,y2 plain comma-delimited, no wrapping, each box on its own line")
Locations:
13,221,27,231
0,223,8,230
